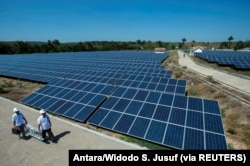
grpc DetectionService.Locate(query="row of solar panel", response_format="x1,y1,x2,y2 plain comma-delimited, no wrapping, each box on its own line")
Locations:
195,51,250,69
21,83,221,120
0,65,171,76
88,108,226,150
21,87,226,150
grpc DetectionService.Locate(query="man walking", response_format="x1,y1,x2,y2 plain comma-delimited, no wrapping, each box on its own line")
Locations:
12,107,28,139
37,109,56,143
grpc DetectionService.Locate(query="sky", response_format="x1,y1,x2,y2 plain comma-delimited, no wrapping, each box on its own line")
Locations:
0,0,250,43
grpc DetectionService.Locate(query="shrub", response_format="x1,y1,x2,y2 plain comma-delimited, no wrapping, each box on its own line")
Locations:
188,87,200,96
207,75,214,82
175,71,183,78
227,128,237,135
228,143,234,150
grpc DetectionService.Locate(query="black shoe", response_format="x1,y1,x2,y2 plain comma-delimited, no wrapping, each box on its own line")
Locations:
42,139,50,144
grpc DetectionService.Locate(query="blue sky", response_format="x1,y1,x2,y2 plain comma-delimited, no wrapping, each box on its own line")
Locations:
0,0,250,43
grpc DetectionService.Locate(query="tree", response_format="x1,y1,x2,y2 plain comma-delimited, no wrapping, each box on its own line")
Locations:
191,40,196,47
228,36,234,48
234,40,244,50
182,38,187,49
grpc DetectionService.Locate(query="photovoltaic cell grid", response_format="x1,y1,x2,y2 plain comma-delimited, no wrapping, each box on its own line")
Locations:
0,51,226,150
88,94,227,150
194,50,250,69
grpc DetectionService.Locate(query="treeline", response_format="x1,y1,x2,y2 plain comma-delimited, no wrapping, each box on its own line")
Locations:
218,40,250,50
0,39,177,54
1,39,250,54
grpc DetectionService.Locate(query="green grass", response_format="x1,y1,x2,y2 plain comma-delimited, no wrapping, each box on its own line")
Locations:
221,108,226,118
120,135,171,150
242,125,250,147
187,86,200,96
227,128,237,135
228,143,234,150
2,80,14,88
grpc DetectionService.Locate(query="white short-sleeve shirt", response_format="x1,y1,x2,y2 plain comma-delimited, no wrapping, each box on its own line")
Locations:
37,115,51,130
12,112,25,126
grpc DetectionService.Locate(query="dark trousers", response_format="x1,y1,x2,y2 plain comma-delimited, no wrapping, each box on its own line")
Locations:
17,124,26,138
42,128,55,141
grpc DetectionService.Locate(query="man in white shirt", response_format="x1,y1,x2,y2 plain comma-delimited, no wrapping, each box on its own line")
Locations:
37,109,56,143
12,107,28,139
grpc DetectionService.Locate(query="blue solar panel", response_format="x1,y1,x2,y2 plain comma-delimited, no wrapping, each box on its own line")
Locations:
55,101,75,115
146,91,161,103
21,93,39,104
113,98,130,112
165,85,175,93
168,79,177,85
204,99,220,114
138,103,156,118
100,85,114,94
155,84,166,91
159,93,174,106
175,86,186,95
134,90,149,101
177,79,187,86
91,84,106,93
186,111,203,129
145,120,167,143
194,50,250,69
164,124,184,149
70,91,87,102
33,95,51,108
188,97,203,112
100,111,122,129
74,105,95,122
64,103,87,118
87,108,109,125
138,82,148,89
113,114,135,133
79,93,96,104
61,89,79,100
169,108,186,125
205,132,227,150
39,98,58,110
147,83,157,90
173,95,187,109
101,97,119,109
128,117,150,138
205,114,224,134
123,88,137,99
47,99,66,113
184,128,204,150
112,87,127,97
124,100,143,115
153,105,171,122
88,94,106,106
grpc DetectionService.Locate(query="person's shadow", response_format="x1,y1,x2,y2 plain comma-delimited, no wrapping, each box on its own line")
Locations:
54,131,70,142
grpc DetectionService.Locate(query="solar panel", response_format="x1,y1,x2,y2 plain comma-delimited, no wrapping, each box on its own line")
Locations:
88,89,226,150
186,111,203,129
163,124,184,149
184,128,204,150
194,50,250,69
128,117,150,138
145,120,167,143
0,51,226,150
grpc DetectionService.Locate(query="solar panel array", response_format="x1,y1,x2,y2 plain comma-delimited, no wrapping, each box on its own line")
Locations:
0,51,227,150
194,50,250,69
